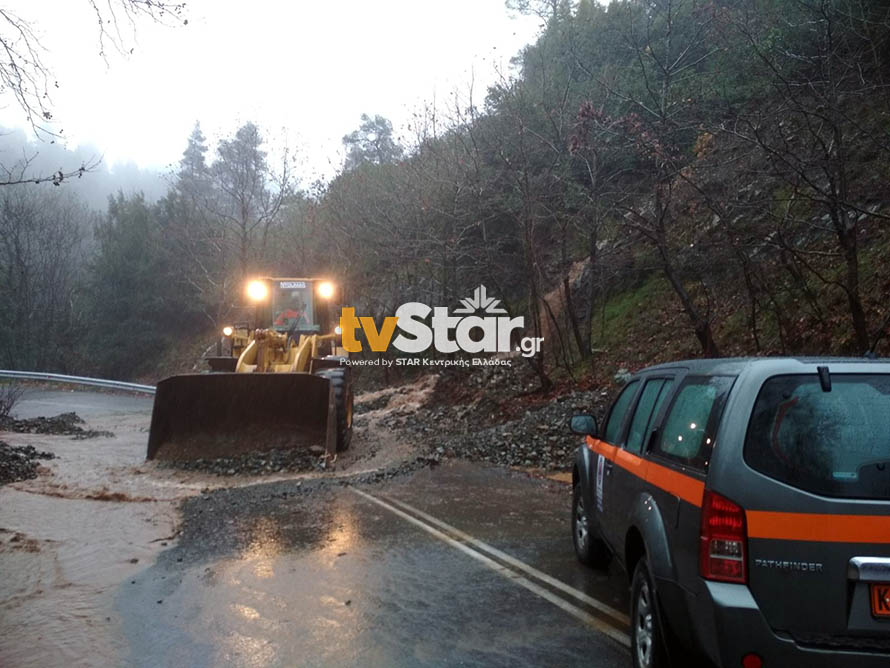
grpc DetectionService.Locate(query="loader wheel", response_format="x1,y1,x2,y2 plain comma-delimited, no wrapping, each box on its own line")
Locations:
316,367,353,452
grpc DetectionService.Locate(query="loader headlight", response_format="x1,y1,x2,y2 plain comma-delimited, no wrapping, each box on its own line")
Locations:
317,281,335,300
222,326,234,337
334,325,342,335
246,280,268,302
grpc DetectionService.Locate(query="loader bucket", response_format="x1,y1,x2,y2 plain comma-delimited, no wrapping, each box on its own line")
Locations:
146,373,336,461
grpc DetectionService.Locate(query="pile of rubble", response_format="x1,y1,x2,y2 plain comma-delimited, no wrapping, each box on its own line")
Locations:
0,442,55,485
0,412,113,439
159,447,331,476
367,360,614,471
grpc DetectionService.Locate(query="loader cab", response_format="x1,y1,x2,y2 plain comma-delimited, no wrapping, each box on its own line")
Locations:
270,280,318,333
250,278,338,335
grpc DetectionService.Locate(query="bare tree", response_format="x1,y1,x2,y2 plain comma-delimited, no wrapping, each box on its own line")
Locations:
0,382,24,419
721,0,890,353
0,187,88,370
204,123,295,281
577,0,723,356
0,1,186,186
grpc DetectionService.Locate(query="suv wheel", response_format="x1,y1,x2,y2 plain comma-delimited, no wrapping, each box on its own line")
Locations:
631,558,668,668
572,484,610,568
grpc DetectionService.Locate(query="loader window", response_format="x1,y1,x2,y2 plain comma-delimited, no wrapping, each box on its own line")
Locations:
272,284,317,331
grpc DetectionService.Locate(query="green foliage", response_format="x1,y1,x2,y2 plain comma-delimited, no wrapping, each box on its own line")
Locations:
342,114,404,171
85,193,202,379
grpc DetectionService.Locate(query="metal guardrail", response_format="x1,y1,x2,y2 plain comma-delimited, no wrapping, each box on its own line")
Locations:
0,370,155,395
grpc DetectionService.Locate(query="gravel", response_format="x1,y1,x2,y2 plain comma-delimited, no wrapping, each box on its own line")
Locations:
158,447,329,476
0,441,56,485
158,443,443,479
379,389,607,470
370,362,613,472
354,394,390,414
163,455,442,564
0,412,114,439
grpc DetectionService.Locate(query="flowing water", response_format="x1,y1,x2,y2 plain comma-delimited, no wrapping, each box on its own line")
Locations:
0,384,423,666
0,392,186,667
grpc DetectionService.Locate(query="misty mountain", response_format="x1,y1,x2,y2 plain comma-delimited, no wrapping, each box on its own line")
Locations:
0,127,169,211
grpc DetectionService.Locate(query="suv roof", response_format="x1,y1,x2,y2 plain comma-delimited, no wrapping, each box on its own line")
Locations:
638,356,888,376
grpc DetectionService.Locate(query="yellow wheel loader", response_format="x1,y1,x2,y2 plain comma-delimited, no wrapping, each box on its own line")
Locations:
146,277,354,462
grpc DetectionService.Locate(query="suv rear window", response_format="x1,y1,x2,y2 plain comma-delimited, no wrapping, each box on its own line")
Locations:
745,374,890,499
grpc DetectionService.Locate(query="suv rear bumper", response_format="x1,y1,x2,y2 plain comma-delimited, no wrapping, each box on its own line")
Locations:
692,581,890,667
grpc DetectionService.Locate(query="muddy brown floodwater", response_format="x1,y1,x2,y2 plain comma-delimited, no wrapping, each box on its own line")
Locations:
0,383,432,667
0,392,181,667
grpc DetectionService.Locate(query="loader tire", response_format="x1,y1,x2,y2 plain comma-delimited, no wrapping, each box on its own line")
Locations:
316,367,353,452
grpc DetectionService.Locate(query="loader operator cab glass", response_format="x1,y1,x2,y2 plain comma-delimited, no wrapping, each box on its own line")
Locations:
271,281,319,333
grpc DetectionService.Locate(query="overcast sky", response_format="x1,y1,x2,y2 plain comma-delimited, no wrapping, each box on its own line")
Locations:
0,1,542,185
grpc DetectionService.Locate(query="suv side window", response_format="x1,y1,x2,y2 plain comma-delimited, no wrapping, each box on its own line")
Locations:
603,380,640,444
626,378,674,454
654,376,734,470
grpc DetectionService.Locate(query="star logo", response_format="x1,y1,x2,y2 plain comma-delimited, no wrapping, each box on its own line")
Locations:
454,285,507,315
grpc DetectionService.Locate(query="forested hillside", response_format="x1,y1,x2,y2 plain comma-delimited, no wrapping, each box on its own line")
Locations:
3,0,890,386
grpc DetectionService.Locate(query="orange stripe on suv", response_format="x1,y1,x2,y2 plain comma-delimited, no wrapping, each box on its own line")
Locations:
747,511,890,544
587,436,889,543
587,436,705,508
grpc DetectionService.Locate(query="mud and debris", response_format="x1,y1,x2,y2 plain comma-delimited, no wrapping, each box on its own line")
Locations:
0,442,56,485
0,529,44,553
159,447,325,476
359,362,610,471
163,455,439,565
402,388,604,469
1,411,114,439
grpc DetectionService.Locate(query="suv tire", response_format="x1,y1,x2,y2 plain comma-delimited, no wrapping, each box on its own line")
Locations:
631,557,670,668
572,484,610,568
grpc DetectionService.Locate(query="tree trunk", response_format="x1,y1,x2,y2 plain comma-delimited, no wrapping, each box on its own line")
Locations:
561,224,587,360
840,229,870,353
658,244,721,357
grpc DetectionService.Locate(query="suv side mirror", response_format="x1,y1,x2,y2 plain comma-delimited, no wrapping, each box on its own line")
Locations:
570,414,598,437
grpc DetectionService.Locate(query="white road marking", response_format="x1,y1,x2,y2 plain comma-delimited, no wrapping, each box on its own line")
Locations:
349,487,631,649
383,493,630,626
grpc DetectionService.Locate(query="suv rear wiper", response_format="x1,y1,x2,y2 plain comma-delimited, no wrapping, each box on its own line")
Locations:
817,365,831,392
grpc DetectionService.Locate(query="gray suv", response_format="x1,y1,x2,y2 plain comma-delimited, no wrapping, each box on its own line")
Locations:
570,358,890,668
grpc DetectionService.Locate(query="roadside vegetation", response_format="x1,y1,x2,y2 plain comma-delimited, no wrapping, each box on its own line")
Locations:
1,0,889,390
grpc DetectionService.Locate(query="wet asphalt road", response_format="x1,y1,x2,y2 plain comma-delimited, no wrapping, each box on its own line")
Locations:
116,461,632,667
12,388,153,420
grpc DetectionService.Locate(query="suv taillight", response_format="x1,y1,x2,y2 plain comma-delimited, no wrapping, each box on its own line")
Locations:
699,490,747,584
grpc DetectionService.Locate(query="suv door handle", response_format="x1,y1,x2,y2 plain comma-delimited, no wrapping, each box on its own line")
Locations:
605,460,614,476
